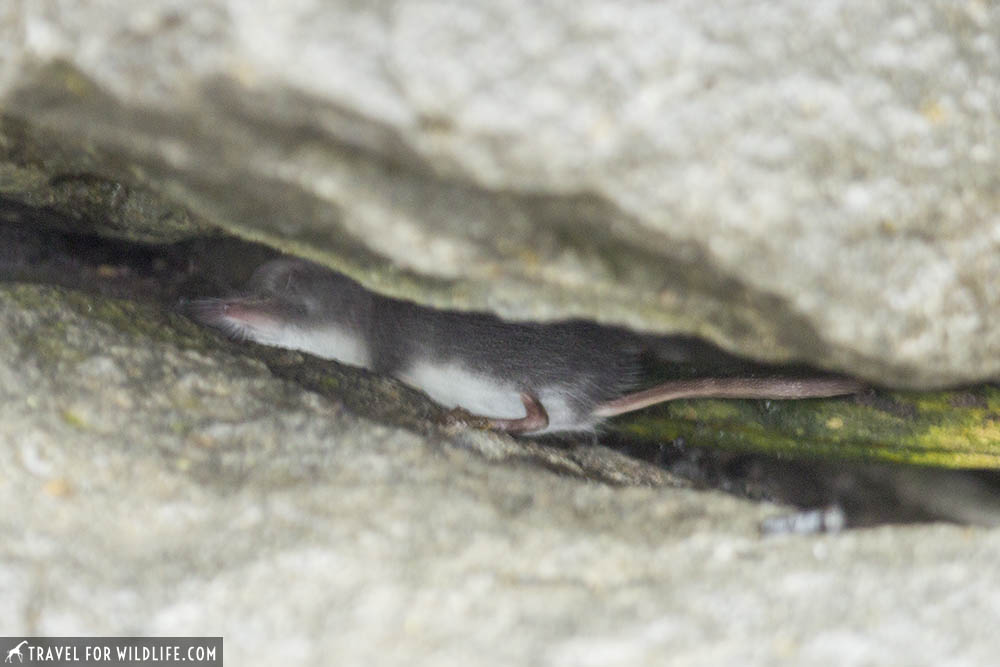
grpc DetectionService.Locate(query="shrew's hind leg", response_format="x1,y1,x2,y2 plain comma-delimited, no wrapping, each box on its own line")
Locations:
488,393,549,434
441,392,549,435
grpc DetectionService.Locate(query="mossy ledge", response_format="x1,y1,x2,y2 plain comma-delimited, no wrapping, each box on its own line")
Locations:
612,385,1000,469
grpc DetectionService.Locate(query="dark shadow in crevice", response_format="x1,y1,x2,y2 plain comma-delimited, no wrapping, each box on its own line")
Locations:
3,200,1000,531
0,197,279,304
606,432,1000,530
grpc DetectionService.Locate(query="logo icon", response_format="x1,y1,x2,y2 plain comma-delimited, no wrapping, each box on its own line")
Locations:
4,641,28,664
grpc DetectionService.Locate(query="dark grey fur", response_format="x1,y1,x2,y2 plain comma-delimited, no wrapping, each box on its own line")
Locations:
188,258,860,434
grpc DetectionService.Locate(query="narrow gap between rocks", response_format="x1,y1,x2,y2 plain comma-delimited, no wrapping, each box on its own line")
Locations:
3,199,999,531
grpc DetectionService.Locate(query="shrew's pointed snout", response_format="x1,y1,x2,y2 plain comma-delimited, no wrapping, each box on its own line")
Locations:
183,296,286,342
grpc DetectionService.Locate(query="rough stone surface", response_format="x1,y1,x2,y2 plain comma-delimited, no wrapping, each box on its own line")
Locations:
3,283,1000,665
0,1,998,386
2,4,999,662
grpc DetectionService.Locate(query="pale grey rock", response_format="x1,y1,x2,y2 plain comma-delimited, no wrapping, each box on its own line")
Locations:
2,283,1000,665
2,4,999,664
0,1,997,385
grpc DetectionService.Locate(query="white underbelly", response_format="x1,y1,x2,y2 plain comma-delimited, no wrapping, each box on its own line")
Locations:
257,324,371,369
397,360,586,433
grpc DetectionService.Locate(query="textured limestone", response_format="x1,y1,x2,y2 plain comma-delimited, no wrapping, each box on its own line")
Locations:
2,3,1000,662
2,283,1000,665
0,1,997,385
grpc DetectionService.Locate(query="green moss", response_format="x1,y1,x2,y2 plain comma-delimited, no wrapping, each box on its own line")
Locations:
10,283,1000,470
4,283,222,368
613,386,1000,469
59,408,90,430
